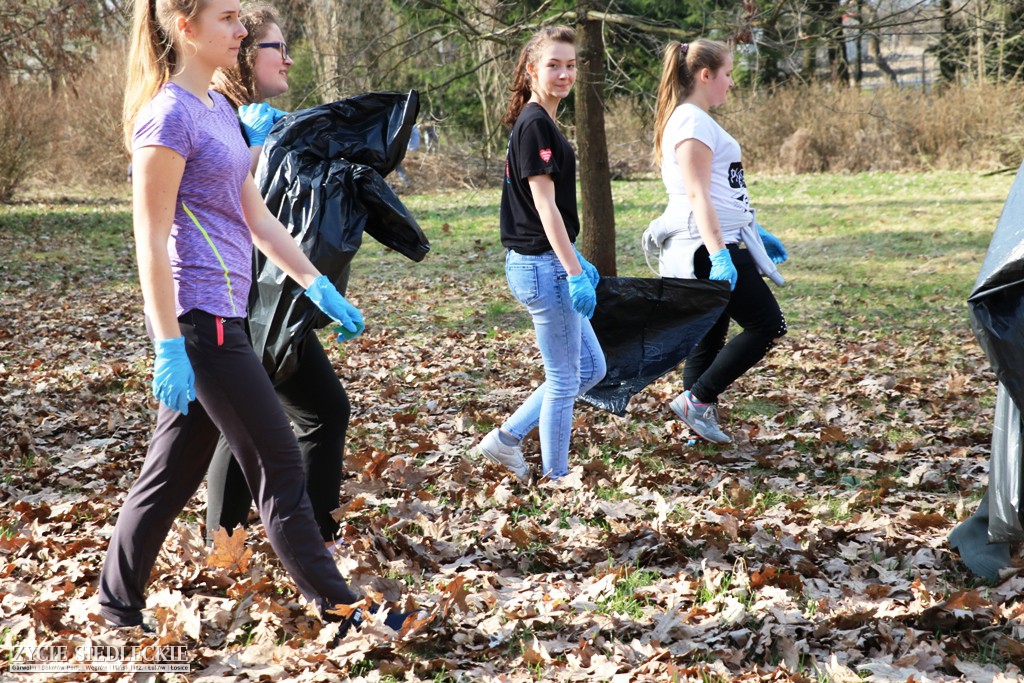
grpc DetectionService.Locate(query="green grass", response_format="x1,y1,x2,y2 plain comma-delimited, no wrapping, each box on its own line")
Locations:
596,565,659,619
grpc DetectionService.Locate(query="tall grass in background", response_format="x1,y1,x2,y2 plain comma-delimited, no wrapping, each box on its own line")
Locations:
3,73,1024,201
727,83,1024,173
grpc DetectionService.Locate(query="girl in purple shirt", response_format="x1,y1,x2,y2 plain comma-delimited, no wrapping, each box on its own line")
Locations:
98,0,410,634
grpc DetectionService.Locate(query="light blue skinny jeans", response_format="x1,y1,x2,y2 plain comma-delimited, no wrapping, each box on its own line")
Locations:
502,250,606,478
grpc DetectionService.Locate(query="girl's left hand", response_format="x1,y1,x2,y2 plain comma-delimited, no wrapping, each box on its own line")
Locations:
567,272,597,318
239,102,280,146
757,223,788,265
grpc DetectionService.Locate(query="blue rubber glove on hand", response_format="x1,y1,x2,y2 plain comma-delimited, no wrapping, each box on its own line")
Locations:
304,275,364,340
757,222,788,264
573,246,600,287
709,248,738,291
153,336,195,414
238,102,281,147
566,272,597,319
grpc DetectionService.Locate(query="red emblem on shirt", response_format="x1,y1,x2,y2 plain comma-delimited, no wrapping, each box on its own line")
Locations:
539,148,552,163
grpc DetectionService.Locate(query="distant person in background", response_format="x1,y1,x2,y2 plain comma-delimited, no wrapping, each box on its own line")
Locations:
395,123,420,185
649,39,787,445
208,2,357,552
475,26,606,482
421,122,439,154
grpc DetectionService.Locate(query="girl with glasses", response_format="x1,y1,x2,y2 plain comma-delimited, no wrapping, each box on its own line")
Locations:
205,3,355,554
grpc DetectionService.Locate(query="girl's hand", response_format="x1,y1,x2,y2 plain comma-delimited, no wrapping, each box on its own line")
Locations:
567,272,597,318
239,103,279,146
304,275,365,340
574,246,600,287
709,248,737,291
152,336,195,414
756,223,788,264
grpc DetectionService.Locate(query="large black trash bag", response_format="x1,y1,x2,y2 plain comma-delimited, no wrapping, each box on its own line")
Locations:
249,90,430,384
969,161,1024,542
580,277,730,416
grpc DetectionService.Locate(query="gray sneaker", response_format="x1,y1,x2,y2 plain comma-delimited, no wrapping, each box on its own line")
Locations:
476,428,531,483
669,391,732,444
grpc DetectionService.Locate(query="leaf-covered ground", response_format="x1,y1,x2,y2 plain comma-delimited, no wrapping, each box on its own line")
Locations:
2,174,1023,682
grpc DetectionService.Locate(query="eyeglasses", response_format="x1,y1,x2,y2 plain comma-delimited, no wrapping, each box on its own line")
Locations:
257,41,289,61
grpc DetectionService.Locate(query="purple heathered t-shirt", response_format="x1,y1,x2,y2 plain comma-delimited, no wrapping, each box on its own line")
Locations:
133,83,253,318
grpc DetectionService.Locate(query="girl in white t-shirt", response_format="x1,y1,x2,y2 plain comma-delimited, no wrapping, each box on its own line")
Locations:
649,39,788,444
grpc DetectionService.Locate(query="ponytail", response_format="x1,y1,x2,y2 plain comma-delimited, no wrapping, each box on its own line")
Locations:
122,0,207,150
652,38,730,164
501,25,575,129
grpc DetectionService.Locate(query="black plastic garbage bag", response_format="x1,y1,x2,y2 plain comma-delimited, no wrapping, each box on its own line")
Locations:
580,277,730,416
249,91,430,383
968,162,1024,542
970,161,1024,414
989,383,1024,542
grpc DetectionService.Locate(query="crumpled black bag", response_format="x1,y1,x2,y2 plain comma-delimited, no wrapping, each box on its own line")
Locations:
249,90,430,383
580,277,730,416
969,161,1024,542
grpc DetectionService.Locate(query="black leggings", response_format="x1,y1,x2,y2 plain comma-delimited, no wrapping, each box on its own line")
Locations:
684,244,787,404
206,333,349,542
98,311,357,627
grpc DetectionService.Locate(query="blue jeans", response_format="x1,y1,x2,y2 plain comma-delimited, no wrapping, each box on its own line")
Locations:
503,250,606,478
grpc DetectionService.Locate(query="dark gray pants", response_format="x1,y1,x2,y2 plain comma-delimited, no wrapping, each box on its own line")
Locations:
206,333,349,542
98,310,357,627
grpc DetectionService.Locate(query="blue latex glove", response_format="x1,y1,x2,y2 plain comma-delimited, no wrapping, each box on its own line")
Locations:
238,102,282,147
566,272,597,319
757,222,788,264
152,336,195,414
708,248,738,291
304,275,364,340
573,246,600,287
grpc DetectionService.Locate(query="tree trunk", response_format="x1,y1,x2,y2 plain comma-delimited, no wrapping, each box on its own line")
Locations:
869,33,899,84
575,3,616,275
825,0,849,86
938,0,958,84
853,0,863,86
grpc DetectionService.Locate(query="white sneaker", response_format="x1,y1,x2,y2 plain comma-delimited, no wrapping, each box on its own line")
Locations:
476,428,530,483
669,390,732,444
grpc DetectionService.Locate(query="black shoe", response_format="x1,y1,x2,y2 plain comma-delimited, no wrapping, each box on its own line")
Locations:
104,618,156,635
334,603,424,640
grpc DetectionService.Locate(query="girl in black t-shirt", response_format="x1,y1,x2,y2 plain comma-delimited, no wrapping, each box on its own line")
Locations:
475,26,606,482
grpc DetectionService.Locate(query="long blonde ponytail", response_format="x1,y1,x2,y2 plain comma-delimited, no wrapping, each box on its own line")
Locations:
122,0,206,150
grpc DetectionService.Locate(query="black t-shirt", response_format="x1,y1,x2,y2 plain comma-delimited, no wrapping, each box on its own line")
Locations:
499,103,579,254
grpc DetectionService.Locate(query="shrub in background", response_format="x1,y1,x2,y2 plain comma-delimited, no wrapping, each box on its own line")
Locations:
55,48,128,189
0,83,58,202
9,74,1024,198
723,83,1024,174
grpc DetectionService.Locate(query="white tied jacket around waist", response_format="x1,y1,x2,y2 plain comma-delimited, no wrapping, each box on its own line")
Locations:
642,204,785,286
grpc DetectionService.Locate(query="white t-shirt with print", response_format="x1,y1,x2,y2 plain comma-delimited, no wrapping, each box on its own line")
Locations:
659,103,753,239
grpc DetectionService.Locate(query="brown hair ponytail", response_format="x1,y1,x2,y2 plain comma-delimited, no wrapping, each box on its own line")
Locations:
501,25,575,129
652,38,729,164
